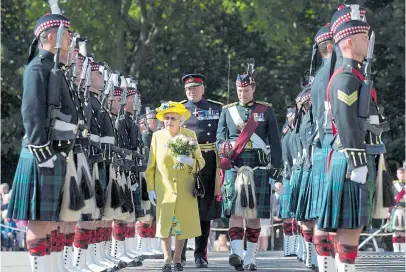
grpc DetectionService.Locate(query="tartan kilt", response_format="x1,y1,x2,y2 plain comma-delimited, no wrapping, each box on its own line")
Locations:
288,166,303,216
317,151,369,231
222,150,271,219
278,178,293,219
308,134,333,219
7,146,66,221
295,168,312,221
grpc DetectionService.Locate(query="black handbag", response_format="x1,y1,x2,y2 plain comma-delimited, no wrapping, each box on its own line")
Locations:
193,161,205,198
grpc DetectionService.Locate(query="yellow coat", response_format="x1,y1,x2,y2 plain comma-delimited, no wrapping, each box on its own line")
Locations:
145,128,205,239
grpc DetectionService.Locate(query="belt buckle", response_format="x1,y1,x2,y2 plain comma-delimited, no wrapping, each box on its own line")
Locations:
246,141,253,149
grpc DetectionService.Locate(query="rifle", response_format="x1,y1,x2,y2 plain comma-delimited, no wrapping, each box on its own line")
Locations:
118,75,129,120
46,23,71,138
359,31,375,131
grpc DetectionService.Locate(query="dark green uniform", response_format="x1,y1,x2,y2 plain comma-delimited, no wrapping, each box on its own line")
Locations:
318,58,370,231
216,101,283,219
8,49,79,221
309,58,334,220
279,122,294,219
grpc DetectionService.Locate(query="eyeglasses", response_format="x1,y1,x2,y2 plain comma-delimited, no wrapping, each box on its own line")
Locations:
164,116,179,121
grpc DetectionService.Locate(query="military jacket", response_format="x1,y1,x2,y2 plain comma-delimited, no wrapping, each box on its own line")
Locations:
298,111,316,167
22,49,78,162
281,123,293,179
216,100,282,179
310,58,332,144
115,111,139,151
329,58,368,171
89,93,115,139
141,129,153,149
290,123,303,165
181,98,222,144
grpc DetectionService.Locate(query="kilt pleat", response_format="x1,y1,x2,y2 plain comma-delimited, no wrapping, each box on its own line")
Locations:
317,151,369,231
308,134,333,220
222,151,271,219
295,168,311,221
278,178,292,219
288,166,303,216
8,146,66,221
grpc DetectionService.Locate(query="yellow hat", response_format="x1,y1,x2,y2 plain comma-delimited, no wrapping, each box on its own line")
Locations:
156,101,191,121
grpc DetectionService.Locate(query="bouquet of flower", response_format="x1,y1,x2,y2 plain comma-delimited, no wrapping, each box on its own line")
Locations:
167,134,198,170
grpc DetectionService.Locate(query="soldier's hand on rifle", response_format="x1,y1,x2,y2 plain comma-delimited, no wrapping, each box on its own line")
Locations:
350,166,368,184
38,155,57,168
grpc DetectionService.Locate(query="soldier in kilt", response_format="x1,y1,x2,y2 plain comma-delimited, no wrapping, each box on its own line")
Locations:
111,76,144,266
317,6,383,271
216,65,282,271
7,13,80,272
179,74,223,268
293,86,318,269
307,23,337,272
285,94,306,260
389,167,406,252
278,108,296,257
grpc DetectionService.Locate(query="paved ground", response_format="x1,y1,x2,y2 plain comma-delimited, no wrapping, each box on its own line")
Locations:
1,251,405,272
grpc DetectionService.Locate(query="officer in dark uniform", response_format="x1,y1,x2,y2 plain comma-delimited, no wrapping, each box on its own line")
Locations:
308,24,338,272
6,13,79,271
317,7,381,272
216,67,282,271
179,74,223,268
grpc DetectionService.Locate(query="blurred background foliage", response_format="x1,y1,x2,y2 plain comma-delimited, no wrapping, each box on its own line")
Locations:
1,0,404,181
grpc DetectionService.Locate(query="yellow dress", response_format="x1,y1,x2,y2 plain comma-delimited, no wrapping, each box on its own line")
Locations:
145,128,205,239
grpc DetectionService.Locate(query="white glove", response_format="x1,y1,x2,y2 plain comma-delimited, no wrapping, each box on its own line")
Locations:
148,191,156,206
38,155,57,168
350,166,368,184
176,155,193,167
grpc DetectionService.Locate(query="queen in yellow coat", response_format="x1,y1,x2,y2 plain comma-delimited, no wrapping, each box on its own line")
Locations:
145,101,205,269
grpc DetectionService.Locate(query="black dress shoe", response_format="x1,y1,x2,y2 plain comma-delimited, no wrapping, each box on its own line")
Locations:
162,264,172,272
243,263,257,271
195,257,208,268
229,254,244,271
174,263,184,271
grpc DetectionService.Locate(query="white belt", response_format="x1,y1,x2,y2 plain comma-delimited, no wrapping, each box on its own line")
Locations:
233,166,268,171
90,134,100,142
54,120,78,132
100,136,115,144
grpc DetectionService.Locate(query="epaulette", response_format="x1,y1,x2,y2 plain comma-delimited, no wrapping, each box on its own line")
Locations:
179,100,187,104
207,99,223,106
222,102,238,109
256,101,272,107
